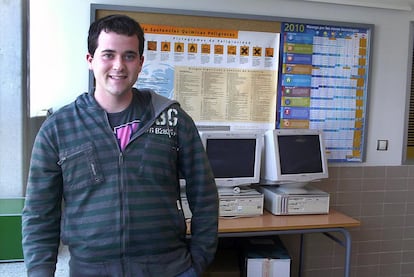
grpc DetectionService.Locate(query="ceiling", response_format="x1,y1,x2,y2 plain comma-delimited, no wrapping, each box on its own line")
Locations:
299,0,414,11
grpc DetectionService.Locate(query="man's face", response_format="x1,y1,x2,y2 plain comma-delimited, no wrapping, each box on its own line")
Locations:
87,31,143,98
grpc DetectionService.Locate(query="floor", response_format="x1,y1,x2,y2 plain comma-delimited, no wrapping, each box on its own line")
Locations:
0,245,70,277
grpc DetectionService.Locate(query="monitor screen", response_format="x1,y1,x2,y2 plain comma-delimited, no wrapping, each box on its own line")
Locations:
278,134,323,175
199,131,263,189
261,128,328,193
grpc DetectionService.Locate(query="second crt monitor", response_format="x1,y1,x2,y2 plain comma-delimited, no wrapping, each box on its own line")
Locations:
260,128,329,194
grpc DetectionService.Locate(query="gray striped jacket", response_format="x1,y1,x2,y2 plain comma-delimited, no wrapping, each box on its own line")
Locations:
22,89,218,277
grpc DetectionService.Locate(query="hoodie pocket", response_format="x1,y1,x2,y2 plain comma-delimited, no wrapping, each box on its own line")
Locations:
58,142,104,190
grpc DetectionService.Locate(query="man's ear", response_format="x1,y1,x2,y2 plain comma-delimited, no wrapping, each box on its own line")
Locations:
138,55,144,71
86,53,93,69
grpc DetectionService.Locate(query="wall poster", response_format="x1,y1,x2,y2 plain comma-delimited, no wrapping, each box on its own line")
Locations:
136,24,280,131
277,22,371,162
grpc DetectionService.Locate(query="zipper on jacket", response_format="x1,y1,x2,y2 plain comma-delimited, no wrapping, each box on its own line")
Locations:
118,152,127,260
104,110,128,260
57,149,86,165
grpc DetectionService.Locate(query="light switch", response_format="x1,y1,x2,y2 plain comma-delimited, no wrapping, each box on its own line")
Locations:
376,140,388,151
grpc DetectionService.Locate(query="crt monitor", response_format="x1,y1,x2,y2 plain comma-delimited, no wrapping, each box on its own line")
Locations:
199,130,264,189
261,128,329,193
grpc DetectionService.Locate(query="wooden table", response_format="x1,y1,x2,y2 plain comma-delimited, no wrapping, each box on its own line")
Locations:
216,209,360,277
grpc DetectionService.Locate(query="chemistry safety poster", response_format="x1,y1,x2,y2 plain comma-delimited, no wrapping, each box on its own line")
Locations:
136,24,280,131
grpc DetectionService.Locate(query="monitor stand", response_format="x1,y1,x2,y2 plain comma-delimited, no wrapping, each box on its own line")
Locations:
217,185,256,195
217,186,241,195
277,182,310,194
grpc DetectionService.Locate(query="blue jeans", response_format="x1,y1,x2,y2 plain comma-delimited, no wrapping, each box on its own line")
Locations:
176,267,198,277
70,257,197,277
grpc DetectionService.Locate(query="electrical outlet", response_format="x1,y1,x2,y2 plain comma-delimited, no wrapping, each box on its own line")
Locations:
376,140,388,151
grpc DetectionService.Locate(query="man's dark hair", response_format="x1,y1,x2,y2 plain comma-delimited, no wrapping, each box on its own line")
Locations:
88,14,145,56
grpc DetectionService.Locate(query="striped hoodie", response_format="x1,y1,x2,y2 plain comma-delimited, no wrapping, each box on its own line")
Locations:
22,88,219,277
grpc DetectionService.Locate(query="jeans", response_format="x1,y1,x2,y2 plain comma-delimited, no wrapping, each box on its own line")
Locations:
176,267,198,277
70,257,197,277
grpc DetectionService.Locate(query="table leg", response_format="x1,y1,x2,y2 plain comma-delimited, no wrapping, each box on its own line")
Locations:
299,233,304,277
323,229,352,277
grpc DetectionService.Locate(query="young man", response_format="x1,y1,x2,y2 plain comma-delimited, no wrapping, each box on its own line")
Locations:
22,14,219,277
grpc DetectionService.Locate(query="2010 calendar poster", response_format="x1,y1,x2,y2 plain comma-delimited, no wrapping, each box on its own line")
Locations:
277,22,371,163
